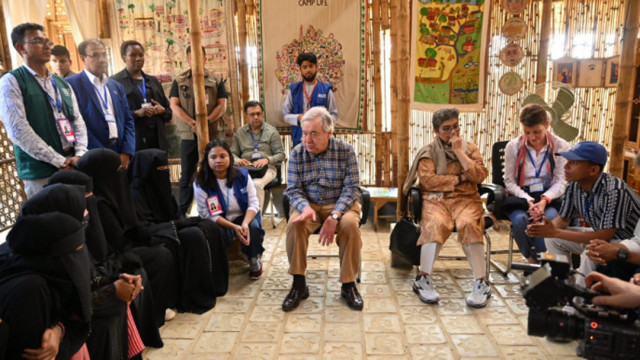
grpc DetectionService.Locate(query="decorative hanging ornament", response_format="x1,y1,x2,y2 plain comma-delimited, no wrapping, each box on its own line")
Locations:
499,43,525,67
503,0,528,15
502,17,527,41
499,71,524,95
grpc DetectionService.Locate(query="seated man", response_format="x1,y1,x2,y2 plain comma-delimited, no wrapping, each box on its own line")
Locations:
231,100,286,211
527,141,640,279
586,221,640,281
403,108,491,308
283,106,363,312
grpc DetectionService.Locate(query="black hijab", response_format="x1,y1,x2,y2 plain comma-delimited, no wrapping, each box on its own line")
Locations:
47,171,109,262
77,148,138,231
129,149,179,223
3,212,92,325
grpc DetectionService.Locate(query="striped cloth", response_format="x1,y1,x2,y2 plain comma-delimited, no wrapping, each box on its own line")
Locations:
127,306,145,358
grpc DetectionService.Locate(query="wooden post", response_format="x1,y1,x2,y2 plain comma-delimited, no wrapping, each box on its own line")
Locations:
395,0,410,217
372,0,384,186
236,0,250,112
188,0,209,159
0,0,12,72
610,0,640,177
535,0,553,85
381,0,390,31
389,0,398,188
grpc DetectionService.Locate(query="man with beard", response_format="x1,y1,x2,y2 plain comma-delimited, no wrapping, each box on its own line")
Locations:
282,52,339,146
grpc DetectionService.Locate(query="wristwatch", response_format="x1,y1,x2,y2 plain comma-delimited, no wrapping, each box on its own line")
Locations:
330,213,340,222
616,248,629,262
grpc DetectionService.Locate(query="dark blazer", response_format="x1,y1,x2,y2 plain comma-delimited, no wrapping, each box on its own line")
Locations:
67,71,136,155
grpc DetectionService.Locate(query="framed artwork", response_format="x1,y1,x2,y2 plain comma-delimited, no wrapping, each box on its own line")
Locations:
503,0,528,15
553,59,577,87
499,43,525,67
499,71,523,95
605,56,620,87
502,17,527,41
577,59,605,88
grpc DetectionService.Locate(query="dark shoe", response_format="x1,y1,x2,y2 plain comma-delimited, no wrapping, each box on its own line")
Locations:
341,285,364,311
282,286,309,312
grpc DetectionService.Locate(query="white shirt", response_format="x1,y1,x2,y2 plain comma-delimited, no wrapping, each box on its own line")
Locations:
84,69,117,139
503,133,569,202
194,177,260,223
282,83,339,126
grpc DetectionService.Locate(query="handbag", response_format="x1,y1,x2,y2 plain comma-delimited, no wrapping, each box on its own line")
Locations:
241,165,268,179
389,216,421,266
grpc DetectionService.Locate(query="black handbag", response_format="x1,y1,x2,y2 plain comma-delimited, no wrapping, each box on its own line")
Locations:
389,216,421,266
241,165,268,179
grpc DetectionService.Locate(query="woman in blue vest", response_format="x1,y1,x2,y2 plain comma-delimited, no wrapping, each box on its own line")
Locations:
194,139,265,280
503,104,570,264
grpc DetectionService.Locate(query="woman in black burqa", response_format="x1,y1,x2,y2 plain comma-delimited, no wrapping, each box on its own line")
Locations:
77,148,177,346
0,212,92,359
129,148,228,313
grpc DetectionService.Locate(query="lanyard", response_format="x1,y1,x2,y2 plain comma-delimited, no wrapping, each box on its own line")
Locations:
93,84,109,110
584,193,595,218
223,187,231,213
303,82,317,110
526,147,548,179
46,79,63,113
249,128,263,150
136,76,147,102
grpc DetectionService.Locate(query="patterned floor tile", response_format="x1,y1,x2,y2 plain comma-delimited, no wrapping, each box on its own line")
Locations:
501,345,549,359
363,313,403,332
285,314,323,332
143,339,192,360
324,306,362,323
359,284,392,297
474,306,519,325
323,322,362,342
234,343,277,360
364,333,405,355
399,305,438,324
249,305,286,322
408,344,455,360
204,313,246,332
213,298,254,313
241,321,283,342
256,289,289,305
450,334,498,357
160,320,202,339
434,298,472,315
405,323,447,344
360,271,387,284
280,333,321,354
362,260,386,272
493,283,523,298
363,296,398,313
396,290,426,306
488,324,534,345
440,315,484,334
321,342,362,359
193,332,238,353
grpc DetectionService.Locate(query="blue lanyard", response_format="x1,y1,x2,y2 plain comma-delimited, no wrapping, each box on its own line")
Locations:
136,76,147,102
46,79,63,113
526,148,549,179
249,129,263,151
93,84,109,110
223,187,231,213
584,194,595,218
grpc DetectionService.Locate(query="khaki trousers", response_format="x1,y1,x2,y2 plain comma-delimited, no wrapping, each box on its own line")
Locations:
286,201,362,283
251,166,277,211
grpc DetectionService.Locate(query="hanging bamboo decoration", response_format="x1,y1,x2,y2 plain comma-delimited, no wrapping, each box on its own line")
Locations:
389,0,398,188
236,0,250,112
610,0,640,177
535,0,552,85
187,0,209,159
372,0,384,185
396,0,410,217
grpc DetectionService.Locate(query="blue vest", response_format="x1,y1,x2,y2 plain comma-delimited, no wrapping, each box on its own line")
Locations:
203,168,262,242
289,81,333,145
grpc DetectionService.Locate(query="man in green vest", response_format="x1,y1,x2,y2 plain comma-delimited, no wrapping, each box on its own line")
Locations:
0,23,88,198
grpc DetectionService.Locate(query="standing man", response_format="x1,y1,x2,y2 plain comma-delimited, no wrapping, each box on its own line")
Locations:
67,40,135,168
282,52,339,147
0,23,88,197
231,100,286,211
49,45,76,78
283,106,363,312
170,45,228,216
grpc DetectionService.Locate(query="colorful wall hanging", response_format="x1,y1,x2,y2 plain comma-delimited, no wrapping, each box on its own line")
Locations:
410,0,491,112
255,0,366,131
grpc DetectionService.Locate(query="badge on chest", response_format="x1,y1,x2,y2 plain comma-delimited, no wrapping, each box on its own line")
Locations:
207,195,223,216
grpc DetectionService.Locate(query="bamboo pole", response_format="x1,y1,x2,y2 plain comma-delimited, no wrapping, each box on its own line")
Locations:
536,0,552,85
381,0,390,31
372,0,383,185
188,0,209,159
389,0,398,188
0,0,11,72
236,0,250,114
396,0,410,217
610,0,640,177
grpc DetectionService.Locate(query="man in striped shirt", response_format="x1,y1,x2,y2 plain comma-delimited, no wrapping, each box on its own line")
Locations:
283,106,363,312
527,142,640,281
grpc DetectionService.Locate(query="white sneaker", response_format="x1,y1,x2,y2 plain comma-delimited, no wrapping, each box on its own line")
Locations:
165,308,177,321
249,256,262,273
412,274,440,304
466,279,491,308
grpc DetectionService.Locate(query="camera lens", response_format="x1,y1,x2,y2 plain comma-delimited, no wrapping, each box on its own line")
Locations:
528,308,584,341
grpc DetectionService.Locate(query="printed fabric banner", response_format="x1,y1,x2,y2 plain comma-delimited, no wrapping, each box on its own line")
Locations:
257,0,366,130
410,0,490,112
111,0,235,156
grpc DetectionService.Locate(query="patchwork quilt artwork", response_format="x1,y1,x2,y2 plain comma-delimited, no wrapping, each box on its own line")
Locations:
256,0,366,130
410,0,491,111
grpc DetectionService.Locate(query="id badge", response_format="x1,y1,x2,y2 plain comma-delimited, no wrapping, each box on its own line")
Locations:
251,150,261,160
141,102,152,108
207,195,223,216
529,182,544,193
57,118,76,143
105,113,116,123
205,93,210,105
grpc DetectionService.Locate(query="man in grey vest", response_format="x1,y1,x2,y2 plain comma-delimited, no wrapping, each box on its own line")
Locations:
0,23,87,197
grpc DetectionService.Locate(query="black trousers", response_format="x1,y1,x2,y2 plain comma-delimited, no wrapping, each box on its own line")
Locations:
179,138,199,215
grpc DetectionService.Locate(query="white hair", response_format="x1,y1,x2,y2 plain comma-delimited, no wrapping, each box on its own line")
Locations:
301,106,334,133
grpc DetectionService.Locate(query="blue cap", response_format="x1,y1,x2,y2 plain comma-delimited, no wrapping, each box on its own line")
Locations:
556,141,608,166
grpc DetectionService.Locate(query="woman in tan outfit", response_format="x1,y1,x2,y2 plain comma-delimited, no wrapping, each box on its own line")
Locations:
403,108,491,308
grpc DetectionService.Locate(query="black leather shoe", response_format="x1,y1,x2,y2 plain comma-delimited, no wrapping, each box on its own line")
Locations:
282,286,309,312
341,285,364,311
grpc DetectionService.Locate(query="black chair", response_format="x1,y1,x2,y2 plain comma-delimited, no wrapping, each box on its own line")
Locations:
283,187,371,282
263,163,283,229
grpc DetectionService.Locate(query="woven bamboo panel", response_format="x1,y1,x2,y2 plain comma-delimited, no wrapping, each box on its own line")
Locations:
0,121,25,231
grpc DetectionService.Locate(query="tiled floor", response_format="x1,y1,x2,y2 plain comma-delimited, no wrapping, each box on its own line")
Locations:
143,220,580,360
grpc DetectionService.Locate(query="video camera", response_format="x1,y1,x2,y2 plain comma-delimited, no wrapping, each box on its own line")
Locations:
519,254,640,359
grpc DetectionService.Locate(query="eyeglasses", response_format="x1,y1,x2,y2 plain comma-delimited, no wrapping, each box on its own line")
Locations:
85,53,108,59
439,123,460,134
247,112,263,117
23,38,54,47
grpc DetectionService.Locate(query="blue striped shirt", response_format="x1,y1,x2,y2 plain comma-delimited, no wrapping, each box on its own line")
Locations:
287,137,360,214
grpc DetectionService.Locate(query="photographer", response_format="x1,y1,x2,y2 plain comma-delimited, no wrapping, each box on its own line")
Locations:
585,271,640,308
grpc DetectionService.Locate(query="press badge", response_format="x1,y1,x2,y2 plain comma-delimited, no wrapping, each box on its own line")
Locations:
251,150,261,160
57,118,76,142
529,182,544,193
141,102,152,108
207,195,223,216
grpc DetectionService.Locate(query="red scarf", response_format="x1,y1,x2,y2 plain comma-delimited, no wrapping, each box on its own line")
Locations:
515,133,556,187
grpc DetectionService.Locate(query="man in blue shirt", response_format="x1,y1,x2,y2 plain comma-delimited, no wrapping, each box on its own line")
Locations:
283,106,362,312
